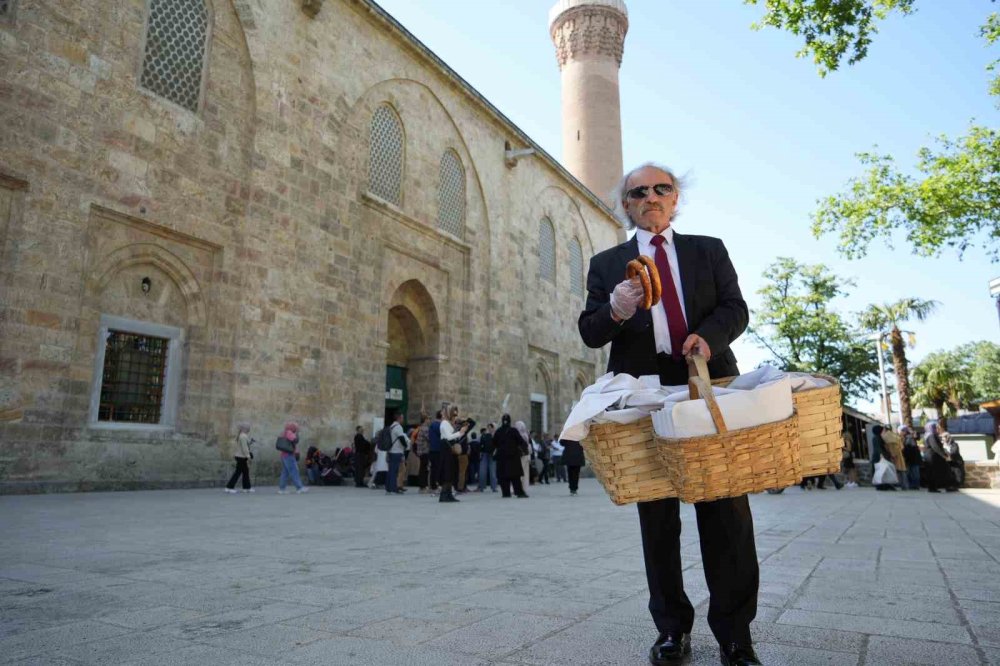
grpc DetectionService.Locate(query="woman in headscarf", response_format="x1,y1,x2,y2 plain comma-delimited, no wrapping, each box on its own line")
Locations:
225,423,254,494
514,420,532,491
493,415,528,498
276,422,308,494
923,422,957,493
870,425,897,491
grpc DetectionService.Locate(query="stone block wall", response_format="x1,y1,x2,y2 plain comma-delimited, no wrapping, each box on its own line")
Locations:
0,0,621,492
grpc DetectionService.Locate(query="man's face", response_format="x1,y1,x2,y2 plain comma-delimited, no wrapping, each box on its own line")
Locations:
622,166,679,233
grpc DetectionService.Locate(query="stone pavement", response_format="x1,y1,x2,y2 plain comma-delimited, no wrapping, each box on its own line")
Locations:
1,481,999,666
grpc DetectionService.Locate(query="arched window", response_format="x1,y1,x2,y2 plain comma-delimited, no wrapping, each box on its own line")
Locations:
538,217,556,284
437,150,465,238
139,0,210,113
569,237,584,296
368,104,404,206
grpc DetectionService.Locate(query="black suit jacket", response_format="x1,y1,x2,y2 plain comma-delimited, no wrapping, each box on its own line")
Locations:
578,232,748,380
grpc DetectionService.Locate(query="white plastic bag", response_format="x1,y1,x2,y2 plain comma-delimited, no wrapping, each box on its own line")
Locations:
872,459,898,485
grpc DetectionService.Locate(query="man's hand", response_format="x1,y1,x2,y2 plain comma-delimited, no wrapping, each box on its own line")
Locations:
682,333,711,361
610,278,644,321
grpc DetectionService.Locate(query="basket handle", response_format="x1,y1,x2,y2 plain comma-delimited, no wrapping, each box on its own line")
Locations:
686,355,728,434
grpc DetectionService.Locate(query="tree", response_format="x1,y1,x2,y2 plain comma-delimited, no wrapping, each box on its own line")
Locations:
911,351,975,420
953,340,1000,402
858,298,938,426
744,0,916,76
744,3,1000,261
748,258,879,403
807,10,1000,261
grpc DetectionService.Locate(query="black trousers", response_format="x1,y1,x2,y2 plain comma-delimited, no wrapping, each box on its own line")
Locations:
499,476,526,497
567,465,581,492
354,451,368,487
418,453,429,489
636,353,759,647
226,457,251,490
438,448,454,492
638,496,758,646
539,460,550,483
429,450,442,489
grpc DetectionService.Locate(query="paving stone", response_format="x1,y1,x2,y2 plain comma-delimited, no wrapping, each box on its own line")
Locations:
421,611,575,659
863,635,983,665
45,631,198,665
286,635,493,666
777,609,972,644
196,621,336,657
0,620,131,662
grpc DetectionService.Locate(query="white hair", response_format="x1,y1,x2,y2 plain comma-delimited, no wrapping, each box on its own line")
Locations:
610,162,688,231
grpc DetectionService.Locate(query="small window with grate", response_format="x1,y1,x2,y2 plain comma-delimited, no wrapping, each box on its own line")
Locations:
368,104,404,206
0,0,15,19
437,150,466,238
139,0,210,113
98,330,170,424
538,217,556,284
569,237,584,296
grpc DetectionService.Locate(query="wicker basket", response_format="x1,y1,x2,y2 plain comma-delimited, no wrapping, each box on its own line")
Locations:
712,373,842,478
790,375,843,477
580,418,675,506
657,358,801,503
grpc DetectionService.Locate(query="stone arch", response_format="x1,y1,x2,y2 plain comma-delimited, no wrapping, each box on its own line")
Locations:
531,359,554,436
91,243,207,327
385,279,441,422
337,77,491,249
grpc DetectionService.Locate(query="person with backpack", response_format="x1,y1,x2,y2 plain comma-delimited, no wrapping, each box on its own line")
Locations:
379,409,410,495
275,422,308,494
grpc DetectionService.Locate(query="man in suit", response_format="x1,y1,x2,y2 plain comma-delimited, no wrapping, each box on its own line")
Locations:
578,163,760,666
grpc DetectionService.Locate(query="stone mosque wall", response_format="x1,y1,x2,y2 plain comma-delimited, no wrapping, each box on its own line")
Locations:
0,0,621,492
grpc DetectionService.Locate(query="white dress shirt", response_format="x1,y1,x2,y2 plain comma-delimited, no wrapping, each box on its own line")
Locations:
635,227,688,356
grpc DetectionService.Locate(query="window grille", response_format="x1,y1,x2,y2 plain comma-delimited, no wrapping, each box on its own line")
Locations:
437,150,466,238
538,217,556,284
368,105,404,206
98,330,169,424
569,238,584,295
0,0,12,16
139,0,209,113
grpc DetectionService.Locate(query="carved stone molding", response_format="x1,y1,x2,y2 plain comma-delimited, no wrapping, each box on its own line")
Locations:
301,0,323,18
550,6,628,68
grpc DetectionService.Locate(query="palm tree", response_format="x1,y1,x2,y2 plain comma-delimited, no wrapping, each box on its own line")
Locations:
859,298,939,427
911,351,975,427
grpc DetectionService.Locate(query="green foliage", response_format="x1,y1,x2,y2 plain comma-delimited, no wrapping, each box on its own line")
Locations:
748,257,879,403
983,13,1000,99
911,341,1000,414
744,0,916,76
954,340,1000,402
911,351,974,417
811,127,1000,260
857,298,938,333
801,8,1000,261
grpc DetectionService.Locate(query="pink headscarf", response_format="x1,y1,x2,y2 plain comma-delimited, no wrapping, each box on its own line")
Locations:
283,421,299,442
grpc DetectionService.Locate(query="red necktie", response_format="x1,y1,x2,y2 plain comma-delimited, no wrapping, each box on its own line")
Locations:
649,235,688,359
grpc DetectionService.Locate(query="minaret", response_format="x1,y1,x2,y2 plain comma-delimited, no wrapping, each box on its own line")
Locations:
549,0,628,204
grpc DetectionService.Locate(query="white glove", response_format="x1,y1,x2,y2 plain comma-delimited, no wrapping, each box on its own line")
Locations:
610,278,645,321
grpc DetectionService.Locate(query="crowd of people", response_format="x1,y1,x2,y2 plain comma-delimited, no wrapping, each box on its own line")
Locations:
222,409,586,500
796,420,965,493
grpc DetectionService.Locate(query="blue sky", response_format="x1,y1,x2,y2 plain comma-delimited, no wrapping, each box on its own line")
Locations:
374,0,999,412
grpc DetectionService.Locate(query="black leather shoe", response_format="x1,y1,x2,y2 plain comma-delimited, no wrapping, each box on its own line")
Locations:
439,492,459,503
649,632,690,665
719,643,761,666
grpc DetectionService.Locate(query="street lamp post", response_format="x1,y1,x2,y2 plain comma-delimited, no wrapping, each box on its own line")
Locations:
868,332,892,425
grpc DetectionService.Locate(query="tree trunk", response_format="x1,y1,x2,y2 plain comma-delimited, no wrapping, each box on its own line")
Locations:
889,327,913,427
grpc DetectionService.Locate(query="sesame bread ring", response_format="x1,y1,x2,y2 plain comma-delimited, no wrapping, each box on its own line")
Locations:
626,259,653,310
637,255,661,306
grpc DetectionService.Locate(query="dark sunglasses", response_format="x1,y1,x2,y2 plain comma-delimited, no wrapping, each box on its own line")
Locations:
626,182,676,200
